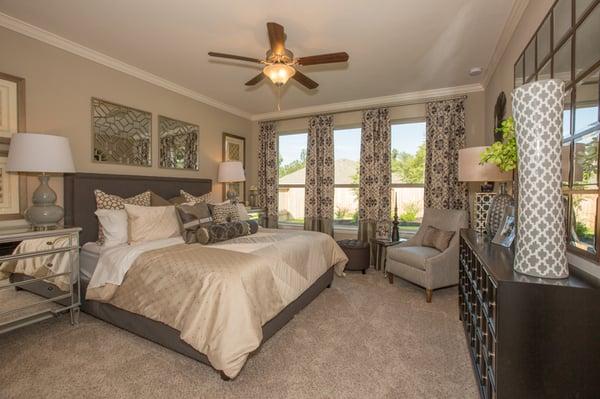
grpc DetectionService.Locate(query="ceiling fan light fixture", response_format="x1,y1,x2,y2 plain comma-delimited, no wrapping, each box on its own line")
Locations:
263,63,296,86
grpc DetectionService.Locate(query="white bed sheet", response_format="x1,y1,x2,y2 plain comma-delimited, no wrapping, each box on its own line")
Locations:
80,241,130,281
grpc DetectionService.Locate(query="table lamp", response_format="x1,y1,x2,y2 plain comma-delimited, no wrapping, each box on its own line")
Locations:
7,133,75,229
458,147,512,236
218,161,245,203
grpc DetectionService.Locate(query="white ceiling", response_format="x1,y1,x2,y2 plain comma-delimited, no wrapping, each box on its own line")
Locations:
0,0,516,117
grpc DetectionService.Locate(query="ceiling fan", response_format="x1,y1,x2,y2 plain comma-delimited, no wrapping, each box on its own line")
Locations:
208,22,349,90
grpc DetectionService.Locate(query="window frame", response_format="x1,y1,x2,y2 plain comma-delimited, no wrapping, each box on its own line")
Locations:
332,125,362,229
277,130,308,227
390,118,427,233
514,0,600,262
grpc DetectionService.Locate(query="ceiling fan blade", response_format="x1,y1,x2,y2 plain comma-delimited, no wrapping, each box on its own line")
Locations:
245,73,265,86
267,22,285,55
208,52,262,63
297,52,349,66
292,70,319,89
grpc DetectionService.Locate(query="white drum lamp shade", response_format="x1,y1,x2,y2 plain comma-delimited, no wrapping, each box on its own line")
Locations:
218,161,245,183
6,133,75,229
7,133,75,173
458,147,512,182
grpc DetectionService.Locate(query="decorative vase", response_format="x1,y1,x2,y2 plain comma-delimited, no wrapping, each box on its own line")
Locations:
485,183,514,237
512,79,568,279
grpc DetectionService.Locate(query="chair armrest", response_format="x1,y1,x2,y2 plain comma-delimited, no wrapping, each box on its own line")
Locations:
425,240,459,270
398,234,420,247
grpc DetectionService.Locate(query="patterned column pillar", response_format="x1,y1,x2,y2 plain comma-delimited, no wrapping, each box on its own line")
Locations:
512,79,568,279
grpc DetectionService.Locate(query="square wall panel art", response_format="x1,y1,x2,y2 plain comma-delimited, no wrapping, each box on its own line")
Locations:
159,115,199,170
92,97,152,166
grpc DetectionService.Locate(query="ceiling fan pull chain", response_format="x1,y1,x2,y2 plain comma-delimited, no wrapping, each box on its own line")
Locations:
277,85,281,111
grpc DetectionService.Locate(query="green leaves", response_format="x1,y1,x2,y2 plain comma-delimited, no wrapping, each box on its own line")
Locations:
480,117,517,172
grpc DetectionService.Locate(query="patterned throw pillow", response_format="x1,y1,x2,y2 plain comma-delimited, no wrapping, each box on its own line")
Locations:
94,190,151,244
209,203,240,224
175,202,213,243
180,190,211,204
196,220,259,245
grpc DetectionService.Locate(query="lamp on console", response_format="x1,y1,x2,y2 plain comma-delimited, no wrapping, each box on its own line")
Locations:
7,133,75,230
458,146,512,235
218,161,246,204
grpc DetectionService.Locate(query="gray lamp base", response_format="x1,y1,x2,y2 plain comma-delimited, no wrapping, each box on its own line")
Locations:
25,174,65,229
226,189,239,204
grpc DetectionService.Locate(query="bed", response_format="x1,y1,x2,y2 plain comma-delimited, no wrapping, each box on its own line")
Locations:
11,173,347,379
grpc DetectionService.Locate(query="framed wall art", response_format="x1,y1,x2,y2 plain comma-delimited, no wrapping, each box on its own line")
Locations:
222,133,246,202
0,72,27,220
158,115,199,170
92,97,152,167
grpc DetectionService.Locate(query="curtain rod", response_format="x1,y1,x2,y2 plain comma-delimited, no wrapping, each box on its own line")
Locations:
260,95,468,123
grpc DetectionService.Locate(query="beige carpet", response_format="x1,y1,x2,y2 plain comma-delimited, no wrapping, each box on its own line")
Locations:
0,271,477,399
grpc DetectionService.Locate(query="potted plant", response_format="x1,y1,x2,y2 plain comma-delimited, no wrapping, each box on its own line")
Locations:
479,117,517,240
480,117,517,173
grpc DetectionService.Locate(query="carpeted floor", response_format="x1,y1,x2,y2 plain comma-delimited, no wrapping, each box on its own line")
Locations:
0,271,477,399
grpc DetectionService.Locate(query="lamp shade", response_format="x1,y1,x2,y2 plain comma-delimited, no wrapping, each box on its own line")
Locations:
7,133,75,173
218,161,245,183
458,146,512,182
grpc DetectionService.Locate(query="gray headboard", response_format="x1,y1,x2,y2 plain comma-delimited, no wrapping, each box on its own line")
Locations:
64,173,212,244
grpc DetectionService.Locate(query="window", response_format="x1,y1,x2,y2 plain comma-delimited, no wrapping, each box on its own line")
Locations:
516,0,600,261
391,121,426,233
333,127,361,227
277,122,427,232
278,132,307,224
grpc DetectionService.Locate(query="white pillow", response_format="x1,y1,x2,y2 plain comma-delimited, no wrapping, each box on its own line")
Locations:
124,204,181,244
94,209,128,247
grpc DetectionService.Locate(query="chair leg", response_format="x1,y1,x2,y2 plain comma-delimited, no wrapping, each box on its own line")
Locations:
361,269,366,275
388,273,394,284
426,289,433,303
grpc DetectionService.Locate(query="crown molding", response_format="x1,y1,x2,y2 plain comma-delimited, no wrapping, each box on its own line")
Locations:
250,83,484,121
481,0,530,88
0,12,252,119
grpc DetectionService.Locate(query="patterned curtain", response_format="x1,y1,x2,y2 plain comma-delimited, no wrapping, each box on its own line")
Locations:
304,115,335,235
257,121,279,227
424,97,468,210
358,108,391,242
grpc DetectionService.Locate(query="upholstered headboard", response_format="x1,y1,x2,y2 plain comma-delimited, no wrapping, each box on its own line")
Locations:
64,173,212,244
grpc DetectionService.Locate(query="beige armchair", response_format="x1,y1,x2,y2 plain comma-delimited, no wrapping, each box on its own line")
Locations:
386,207,468,302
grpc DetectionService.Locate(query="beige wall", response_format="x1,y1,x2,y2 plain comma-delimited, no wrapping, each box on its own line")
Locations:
0,26,253,212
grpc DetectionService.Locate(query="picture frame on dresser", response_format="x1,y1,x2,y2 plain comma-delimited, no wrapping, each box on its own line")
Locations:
222,132,246,202
0,72,28,220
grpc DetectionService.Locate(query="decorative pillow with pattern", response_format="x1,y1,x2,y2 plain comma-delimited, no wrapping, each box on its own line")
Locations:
94,190,151,244
195,220,259,245
209,203,240,224
180,190,211,204
175,202,213,243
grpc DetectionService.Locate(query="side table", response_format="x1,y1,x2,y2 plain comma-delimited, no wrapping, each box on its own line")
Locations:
372,239,406,274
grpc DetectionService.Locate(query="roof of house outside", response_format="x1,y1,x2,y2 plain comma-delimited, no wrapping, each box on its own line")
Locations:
279,159,358,185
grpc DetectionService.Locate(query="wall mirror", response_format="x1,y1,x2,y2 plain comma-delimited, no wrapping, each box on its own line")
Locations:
515,0,600,261
158,116,199,170
92,98,152,167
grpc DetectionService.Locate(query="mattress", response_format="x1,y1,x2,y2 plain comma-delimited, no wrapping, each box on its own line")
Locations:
80,242,103,281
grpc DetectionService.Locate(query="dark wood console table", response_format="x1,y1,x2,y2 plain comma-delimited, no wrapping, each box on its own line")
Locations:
458,229,600,399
